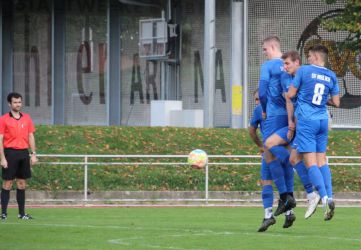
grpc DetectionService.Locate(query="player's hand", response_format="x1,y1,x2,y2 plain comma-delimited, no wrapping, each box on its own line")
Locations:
288,120,295,131
30,154,38,166
287,120,296,141
262,112,267,120
287,129,294,141
1,157,8,169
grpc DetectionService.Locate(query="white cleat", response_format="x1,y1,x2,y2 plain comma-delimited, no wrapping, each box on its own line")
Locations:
305,192,321,219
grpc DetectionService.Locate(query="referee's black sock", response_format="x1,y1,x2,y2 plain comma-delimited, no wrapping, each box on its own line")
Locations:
1,188,10,215
16,189,25,216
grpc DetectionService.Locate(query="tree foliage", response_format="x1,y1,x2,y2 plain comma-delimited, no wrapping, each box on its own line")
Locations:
322,0,361,50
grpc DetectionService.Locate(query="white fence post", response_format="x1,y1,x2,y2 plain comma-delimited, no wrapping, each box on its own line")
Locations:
84,156,88,201
205,163,209,204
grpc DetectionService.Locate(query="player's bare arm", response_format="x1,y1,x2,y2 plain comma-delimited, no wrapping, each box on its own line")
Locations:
0,134,7,168
330,94,340,108
29,133,38,166
286,85,298,99
248,126,263,153
285,94,295,141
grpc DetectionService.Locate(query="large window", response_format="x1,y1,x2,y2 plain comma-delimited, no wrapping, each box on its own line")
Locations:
64,0,108,125
180,0,231,127
13,0,52,124
119,1,164,126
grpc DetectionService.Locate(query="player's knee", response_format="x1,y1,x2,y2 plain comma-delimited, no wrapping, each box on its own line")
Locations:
264,139,274,150
265,136,281,150
2,181,13,190
16,180,26,190
261,180,273,186
289,155,299,166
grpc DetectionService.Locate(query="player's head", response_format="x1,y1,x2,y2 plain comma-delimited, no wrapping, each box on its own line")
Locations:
262,36,281,59
307,44,328,66
7,92,23,112
253,88,260,105
281,50,301,75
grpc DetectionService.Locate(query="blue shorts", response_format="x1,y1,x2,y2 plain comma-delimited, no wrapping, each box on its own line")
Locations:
260,156,272,180
274,126,293,144
294,119,328,153
263,115,288,142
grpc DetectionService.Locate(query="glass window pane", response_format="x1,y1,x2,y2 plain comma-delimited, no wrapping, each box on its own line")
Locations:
13,0,52,124
65,1,108,125
180,0,231,127
119,1,163,126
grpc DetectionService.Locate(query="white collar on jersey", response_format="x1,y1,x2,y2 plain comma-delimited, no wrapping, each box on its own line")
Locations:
310,64,326,69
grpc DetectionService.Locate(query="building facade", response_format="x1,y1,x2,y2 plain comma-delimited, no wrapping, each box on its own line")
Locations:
1,0,360,128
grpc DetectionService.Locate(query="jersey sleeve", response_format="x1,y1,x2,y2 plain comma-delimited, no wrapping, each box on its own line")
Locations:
330,74,340,96
280,73,289,93
258,63,270,112
0,117,5,135
27,115,36,133
291,66,303,89
249,107,260,129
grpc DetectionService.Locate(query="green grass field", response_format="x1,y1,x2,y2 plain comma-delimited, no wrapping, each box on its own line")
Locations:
1,207,360,250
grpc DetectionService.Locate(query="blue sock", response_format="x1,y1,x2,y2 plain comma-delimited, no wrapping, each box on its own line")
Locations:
269,160,287,194
262,185,273,209
294,161,313,194
308,165,327,198
284,162,294,193
320,165,333,199
269,146,290,164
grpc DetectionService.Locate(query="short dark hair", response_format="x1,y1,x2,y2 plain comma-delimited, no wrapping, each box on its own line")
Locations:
281,50,302,64
7,92,23,103
309,44,329,55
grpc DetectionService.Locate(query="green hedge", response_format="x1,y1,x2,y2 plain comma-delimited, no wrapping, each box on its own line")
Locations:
4,126,361,192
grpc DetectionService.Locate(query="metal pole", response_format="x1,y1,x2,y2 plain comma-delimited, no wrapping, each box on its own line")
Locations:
205,163,209,205
204,0,216,128
231,0,243,128
242,0,249,128
84,156,88,201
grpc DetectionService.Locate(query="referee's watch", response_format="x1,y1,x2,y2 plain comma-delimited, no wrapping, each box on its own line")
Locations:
30,151,37,156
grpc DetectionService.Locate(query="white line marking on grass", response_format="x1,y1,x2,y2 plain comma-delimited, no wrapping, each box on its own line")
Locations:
244,232,361,242
109,237,192,250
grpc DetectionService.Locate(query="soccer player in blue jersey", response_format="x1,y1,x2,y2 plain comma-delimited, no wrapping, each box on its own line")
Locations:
258,36,296,218
249,90,275,232
287,45,340,221
281,51,321,219
250,89,296,231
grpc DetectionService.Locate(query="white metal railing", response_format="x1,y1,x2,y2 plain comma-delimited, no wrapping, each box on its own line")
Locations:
35,154,361,203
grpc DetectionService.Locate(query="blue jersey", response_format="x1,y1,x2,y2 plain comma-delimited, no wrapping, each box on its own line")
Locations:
281,72,297,107
292,64,339,120
249,104,264,137
258,58,287,117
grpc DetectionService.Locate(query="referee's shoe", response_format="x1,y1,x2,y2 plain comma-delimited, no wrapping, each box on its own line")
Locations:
1,213,7,220
18,214,34,220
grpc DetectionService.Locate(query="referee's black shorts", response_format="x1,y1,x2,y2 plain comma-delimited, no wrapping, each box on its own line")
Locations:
2,148,31,180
